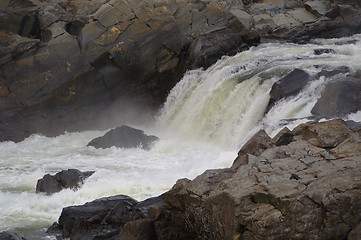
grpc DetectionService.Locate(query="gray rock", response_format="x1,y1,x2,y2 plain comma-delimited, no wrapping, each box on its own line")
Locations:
311,77,361,117
156,119,361,240
0,232,26,240
87,125,159,150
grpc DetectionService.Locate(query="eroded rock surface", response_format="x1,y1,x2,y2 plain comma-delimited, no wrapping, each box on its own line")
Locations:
116,119,361,240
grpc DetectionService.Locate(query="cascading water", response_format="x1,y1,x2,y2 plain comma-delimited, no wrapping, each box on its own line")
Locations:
1,34,361,239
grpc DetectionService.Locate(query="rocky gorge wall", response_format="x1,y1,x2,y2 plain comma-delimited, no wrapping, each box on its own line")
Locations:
1,0,361,141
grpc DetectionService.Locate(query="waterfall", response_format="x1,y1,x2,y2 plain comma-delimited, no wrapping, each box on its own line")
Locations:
157,34,361,148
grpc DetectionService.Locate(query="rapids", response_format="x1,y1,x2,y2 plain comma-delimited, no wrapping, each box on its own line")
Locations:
1,34,361,239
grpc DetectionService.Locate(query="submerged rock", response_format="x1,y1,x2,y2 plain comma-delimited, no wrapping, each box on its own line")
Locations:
87,125,159,150
36,169,94,195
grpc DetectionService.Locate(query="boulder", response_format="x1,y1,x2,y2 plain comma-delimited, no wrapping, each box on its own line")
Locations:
267,69,310,110
87,125,159,150
0,232,26,240
152,119,361,240
57,194,164,240
36,169,94,195
311,77,361,117
348,222,361,240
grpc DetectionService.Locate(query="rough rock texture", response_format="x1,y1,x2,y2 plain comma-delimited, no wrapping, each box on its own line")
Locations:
311,76,361,118
36,169,94,195
87,125,159,150
117,119,361,240
0,232,26,240
0,0,253,142
57,195,164,240
1,0,361,142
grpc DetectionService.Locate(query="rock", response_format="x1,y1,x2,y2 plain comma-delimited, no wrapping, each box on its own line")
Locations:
267,69,310,109
313,48,336,55
57,194,164,240
305,0,329,16
155,119,361,240
0,232,26,240
311,77,361,117
348,222,361,240
317,66,349,78
231,130,274,170
87,125,159,150
36,169,94,195
272,127,294,146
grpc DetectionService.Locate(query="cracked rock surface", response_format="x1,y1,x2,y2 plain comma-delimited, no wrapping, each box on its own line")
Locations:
151,119,361,240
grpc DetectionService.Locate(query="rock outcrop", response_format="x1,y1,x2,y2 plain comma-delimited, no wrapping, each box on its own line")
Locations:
1,0,361,142
87,125,159,150
36,169,94,195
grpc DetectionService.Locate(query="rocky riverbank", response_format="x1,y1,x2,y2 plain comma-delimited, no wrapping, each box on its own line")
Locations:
1,0,361,141
44,119,361,240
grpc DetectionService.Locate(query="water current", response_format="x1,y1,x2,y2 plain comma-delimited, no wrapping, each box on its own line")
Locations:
1,34,361,239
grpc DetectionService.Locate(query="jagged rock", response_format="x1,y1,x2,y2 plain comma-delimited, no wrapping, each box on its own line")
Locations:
311,77,361,117
0,232,26,240
272,127,294,146
267,69,310,109
153,119,361,240
305,0,329,16
231,130,274,170
36,169,94,195
348,222,361,240
87,125,159,150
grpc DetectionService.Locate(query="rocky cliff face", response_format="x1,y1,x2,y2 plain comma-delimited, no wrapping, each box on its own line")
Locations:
1,0,361,141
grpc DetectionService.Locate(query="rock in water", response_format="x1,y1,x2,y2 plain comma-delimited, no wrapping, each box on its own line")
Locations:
0,232,26,240
267,69,310,110
311,77,361,117
87,125,159,150
36,169,94,195
57,195,164,239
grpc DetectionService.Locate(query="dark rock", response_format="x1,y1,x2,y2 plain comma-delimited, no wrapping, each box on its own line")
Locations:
268,69,310,110
0,232,26,240
87,125,159,150
313,48,336,55
317,66,349,78
311,77,361,117
59,195,138,239
57,194,164,240
272,127,294,146
348,222,361,240
36,169,94,195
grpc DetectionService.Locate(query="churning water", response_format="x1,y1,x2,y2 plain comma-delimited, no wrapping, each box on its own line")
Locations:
1,34,361,239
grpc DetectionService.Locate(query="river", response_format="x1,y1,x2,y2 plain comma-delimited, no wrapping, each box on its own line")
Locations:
1,34,361,239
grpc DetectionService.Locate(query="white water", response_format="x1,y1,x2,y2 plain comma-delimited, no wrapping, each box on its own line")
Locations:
1,34,361,239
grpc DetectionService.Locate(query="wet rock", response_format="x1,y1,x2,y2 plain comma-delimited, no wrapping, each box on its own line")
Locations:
317,66,349,78
267,69,310,109
305,0,329,16
0,232,26,240
36,169,94,195
87,125,159,150
311,77,361,117
57,194,164,240
272,127,294,146
156,119,361,240
313,48,336,55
